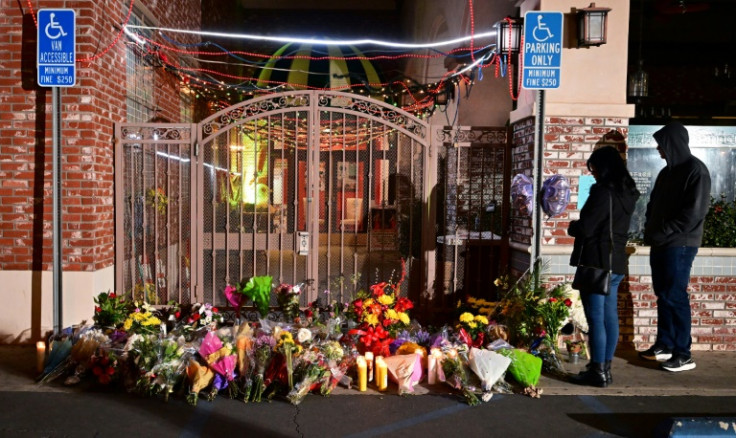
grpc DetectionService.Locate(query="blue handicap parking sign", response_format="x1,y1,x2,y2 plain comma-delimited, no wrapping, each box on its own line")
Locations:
37,9,76,87
522,11,563,90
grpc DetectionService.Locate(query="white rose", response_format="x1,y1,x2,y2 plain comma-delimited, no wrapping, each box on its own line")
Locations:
297,327,312,344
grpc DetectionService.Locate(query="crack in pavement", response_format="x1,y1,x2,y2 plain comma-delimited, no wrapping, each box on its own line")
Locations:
292,404,304,438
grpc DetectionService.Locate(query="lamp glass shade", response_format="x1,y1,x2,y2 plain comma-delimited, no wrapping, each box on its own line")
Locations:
495,18,523,53
577,4,611,46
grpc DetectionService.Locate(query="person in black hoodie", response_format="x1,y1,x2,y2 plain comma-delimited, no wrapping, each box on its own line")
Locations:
568,146,640,387
639,122,711,372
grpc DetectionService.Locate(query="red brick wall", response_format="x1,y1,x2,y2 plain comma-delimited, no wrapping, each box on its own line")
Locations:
0,0,200,272
541,116,630,247
623,274,736,352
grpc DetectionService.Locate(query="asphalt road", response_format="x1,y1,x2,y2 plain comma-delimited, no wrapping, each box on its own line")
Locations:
1,389,735,437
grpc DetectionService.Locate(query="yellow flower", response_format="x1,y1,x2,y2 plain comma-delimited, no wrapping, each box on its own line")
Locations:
363,298,374,307
123,319,132,331
468,321,478,329
456,300,462,308
494,278,502,287
474,315,489,325
364,313,379,326
459,312,474,323
142,315,162,326
385,308,399,320
398,312,410,325
377,294,394,306
467,297,477,304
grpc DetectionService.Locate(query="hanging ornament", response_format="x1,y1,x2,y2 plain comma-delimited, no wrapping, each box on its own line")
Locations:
541,175,570,218
510,174,534,217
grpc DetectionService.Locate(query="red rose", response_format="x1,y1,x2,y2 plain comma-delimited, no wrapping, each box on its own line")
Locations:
305,309,313,319
92,366,103,376
549,297,557,303
212,307,218,313
564,298,572,307
175,311,181,319
193,313,201,321
94,306,101,313
109,293,116,299
106,366,115,375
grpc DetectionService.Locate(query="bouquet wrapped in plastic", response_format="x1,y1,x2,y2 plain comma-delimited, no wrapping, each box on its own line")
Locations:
200,330,237,400
467,347,511,401
286,349,325,405
384,353,422,395
249,335,274,402
497,348,542,392
441,350,481,405
186,357,214,406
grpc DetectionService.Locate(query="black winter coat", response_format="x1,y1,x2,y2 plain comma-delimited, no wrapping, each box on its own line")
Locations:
568,183,639,274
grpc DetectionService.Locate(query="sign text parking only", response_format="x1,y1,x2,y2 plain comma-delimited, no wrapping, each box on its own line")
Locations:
522,11,563,90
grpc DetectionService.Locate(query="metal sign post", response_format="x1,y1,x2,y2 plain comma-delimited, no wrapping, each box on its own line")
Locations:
37,9,76,334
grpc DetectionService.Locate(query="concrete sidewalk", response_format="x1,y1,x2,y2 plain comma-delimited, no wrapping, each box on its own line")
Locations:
2,345,734,397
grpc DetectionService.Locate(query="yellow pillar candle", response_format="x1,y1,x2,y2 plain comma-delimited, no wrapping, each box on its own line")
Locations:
36,341,46,373
364,351,374,382
375,356,388,391
357,356,367,392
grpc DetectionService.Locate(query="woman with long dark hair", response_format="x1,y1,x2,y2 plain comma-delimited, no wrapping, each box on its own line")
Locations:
568,145,640,387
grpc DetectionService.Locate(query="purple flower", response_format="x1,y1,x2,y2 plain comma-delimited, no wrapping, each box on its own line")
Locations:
389,338,407,354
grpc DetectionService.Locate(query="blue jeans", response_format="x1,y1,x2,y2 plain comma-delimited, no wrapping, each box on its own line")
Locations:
581,273,624,363
650,246,698,358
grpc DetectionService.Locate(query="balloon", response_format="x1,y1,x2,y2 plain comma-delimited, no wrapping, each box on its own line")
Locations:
510,174,534,217
541,175,570,218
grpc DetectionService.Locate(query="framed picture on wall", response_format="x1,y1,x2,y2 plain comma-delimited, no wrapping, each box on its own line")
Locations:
337,161,358,192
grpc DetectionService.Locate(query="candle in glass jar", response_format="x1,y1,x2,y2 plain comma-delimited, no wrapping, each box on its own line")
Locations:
36,341,46,373
364,351,374,382
357,356,367,392
375,356,388,391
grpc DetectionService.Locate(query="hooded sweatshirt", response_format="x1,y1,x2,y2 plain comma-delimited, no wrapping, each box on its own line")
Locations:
644,122,711,249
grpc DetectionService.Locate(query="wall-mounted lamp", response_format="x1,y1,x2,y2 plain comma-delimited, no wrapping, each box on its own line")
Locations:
495,17,524,54
577,3,611,47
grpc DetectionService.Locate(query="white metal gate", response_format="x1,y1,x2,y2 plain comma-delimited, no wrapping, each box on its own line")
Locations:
116,91,431,310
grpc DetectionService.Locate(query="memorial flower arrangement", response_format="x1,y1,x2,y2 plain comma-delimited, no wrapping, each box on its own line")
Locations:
456,312,490,348
93,291,131,329
40,260,584,407
347,260,413,356
275,283,302,322
122,305,162,335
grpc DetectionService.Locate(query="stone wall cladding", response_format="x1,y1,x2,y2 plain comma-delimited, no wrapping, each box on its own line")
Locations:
0,0,200,271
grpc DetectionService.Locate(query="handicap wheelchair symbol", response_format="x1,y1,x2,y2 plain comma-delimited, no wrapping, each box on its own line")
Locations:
45,13,68,40
532,15,554,42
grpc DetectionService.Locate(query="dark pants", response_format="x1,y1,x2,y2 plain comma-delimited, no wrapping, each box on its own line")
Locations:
650,246,698,358
581,273,624,363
